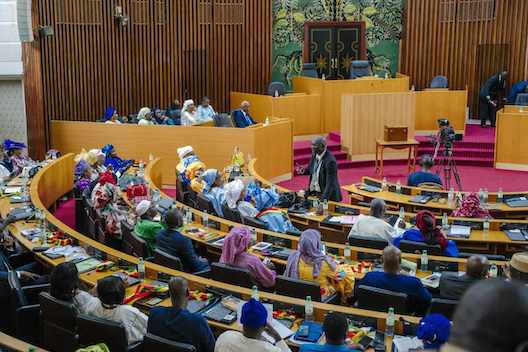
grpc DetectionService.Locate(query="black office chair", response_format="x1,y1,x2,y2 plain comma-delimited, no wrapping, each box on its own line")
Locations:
241,215,268,230
275,275,338,304
356,285,408,314
213,113,233,128
348,235,388,250
142,333,196,352
75,194,88,234
350,60,372,79
121,221,151,258
211,262,256,288
458,252,506,261
267,81,286,97
39,292,79,351
429,298,458,320
86,214,100,240
301,63,318,78
222,203,242,223
77,314,141,352
153,248,183,271
196,193,216,215
399,240,443,256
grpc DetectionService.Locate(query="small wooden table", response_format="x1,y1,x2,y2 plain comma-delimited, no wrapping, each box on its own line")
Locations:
375,139,420,176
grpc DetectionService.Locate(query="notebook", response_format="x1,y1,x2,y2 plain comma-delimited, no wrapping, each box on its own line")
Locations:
449,225,472,238
409,195,432,204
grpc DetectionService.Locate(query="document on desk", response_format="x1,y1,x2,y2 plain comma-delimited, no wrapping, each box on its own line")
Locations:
327,215,358,225
3,186,22,195
449,225,471,238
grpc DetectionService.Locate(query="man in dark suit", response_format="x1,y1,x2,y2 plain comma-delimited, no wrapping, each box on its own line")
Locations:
307,137,342,201
479,70,508,127
148,277,215,352
439,255,488,300
232,101,257,128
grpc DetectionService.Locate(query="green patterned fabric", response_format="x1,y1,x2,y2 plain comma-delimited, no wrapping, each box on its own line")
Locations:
272,0,404,89
76,343,110,352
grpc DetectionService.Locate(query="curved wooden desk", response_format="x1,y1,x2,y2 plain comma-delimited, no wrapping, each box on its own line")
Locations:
12,154,423,339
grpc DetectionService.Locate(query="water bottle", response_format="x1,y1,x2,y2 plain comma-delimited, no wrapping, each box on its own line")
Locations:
489,264,498,278
382,177,388,191
420,250,428,271
384,72,389,80
399,207,405,220
344,244,351,264
251,285,259,301
322,199,329,215
305,296,314,321
321,73,326,80
483,188,489,204
385,307,395,337
483,216,490,233
313,198,319,211
202,211,209,227
442,213,449,231
497,188,503,203
264,117,270,126
478,188,484,202
395,180,402,194
138,257,145,280
250,227,257,243
321,243,326,255
274,90,279,97
448,187,455,204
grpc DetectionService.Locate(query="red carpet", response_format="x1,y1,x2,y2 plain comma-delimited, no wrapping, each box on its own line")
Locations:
53,198,76,229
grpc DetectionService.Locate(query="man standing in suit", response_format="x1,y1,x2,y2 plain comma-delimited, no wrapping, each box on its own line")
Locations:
232,101,257,128
307,137,342,202
439,255,489,300
479,70,508,128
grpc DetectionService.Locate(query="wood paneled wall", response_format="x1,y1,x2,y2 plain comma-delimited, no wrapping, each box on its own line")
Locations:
36,0,272,121
400,0,528,115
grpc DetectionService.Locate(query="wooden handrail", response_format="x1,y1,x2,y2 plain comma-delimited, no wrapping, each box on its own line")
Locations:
0,332,49,352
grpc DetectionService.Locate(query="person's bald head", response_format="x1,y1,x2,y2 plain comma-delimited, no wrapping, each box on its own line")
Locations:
466,255,489,279
383,246,401,274
241,101,250,112
169,276,188,309
370,199,386,219
312,136,326,155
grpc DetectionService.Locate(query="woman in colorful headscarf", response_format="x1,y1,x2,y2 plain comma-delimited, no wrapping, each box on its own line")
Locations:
284,229,353,301
137,107,155,126
180,100,198,126
74,160,93,193
103,106,121,124
3,139,32,176
394,210,459,257
88,149,107,174
176,146,206,185
451,193,491,218
219,227,276,288
101,144,133,175
0,142,13,181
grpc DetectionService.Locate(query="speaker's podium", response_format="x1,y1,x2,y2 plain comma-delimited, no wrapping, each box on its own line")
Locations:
495,106,528,171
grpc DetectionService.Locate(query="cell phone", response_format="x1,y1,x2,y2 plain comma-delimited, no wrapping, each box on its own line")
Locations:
145,297,163,306
358,335,374,348
297,325,309,337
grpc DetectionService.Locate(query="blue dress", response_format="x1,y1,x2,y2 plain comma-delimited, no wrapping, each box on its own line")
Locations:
394,228,459,257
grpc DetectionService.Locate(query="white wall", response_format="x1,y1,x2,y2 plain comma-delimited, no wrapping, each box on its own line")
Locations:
0,0,28,145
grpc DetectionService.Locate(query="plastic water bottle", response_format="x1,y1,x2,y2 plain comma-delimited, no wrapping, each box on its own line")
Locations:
321,73,326,80
399,207,405,220
483,188,489,204
384,72,389,80
385,307,395,337
148,153,154,162
483,216,490,233
344,244,351,264
382,177,388,191
138,257,145,280
313,198,319,211
421,250,428,272
395,180,402,194
448,187,455,204
321,243,326,255
497,188,503,203
264,117,270,126
489,264,498,278
305,296,314,321
478,188,484,202
202,211,209,227
251,285,259,301
442,213,449,230
322,199,329,215
185,208,192,225
274,90,279,97
250,227,257,243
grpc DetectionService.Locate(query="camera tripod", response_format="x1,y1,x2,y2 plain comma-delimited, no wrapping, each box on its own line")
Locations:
434,143,462,190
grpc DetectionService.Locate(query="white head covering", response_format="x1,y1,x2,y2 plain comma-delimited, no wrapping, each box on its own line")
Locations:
224,179,245,209
89,149,104,157
182,100,195,113
138,107,151,120
177,146,194,159
136,200,152,217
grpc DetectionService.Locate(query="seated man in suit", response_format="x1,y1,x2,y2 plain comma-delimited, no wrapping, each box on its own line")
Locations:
439,255,488,300
356,246,432,315
148,276,215,352
407,154,442,187
232,101,256,128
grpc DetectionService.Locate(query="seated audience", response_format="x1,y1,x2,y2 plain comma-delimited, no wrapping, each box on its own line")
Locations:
416,314,450,350
137,107,155,125
166,99,181,122
451,193,491,218
49,262,94,314
285,229,353,301
348,199,398,243
4,139,32,176
153,108,165,124
407,154,442,187
91,171,125,245
195,169,226,216
442,279,528,352
181,99,198,126
439,255,489,300
155,208,210,273
219,227,276,288
356,246,432,315
504,251,528,284
74,159,94,193
176,146,206,186
215,298,291,352
134,200,164,255
300,312,361,352
232,101,256,128
191,168,223,193
84,276,148,345
394,210,459,257
197,96,216,122
0,142,13,181
103,106,121,124
148,277,215,352
159,113,175,125
101,144,133,174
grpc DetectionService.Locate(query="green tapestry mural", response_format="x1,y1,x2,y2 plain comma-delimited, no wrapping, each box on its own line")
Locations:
272,0,404,88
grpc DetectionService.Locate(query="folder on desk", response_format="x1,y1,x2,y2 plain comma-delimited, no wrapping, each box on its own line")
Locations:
449,225,472,238
504,229,528,241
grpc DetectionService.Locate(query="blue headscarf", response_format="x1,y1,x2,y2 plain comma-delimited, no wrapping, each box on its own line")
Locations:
202,169,219,189
417,314,451,349
240,299,267,329
104,106,116,121
75,160,90,178
101,144,114,156
3,139,26,151
247,182,279,211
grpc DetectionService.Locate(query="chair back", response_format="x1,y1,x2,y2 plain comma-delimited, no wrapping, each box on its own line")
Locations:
213,113,233,127
267,81,286,96
39,292,79,351
121,221,149,258
429,298,458,320
348,235,388,250
222,203,242,223
515,93,528,105
241,215,268,230
275,275,321,301
196,193,216,215
301,63,318,78
356,285,408,314
458,252,506,261
399,240,443,256
153,248,183,271
142,333,197,352
77,314,129,352
350,60,372,79
430,75,448,88
211,262,255,288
